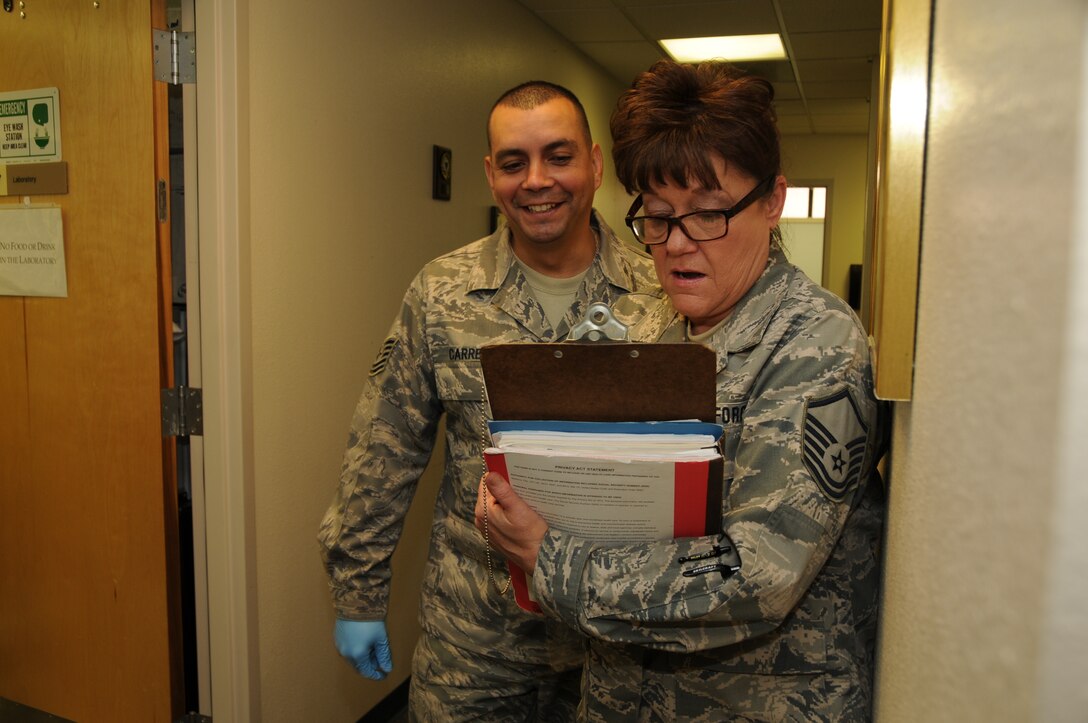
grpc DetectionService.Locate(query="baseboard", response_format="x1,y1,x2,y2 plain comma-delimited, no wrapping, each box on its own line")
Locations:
356,677,410,723
0,698,75,723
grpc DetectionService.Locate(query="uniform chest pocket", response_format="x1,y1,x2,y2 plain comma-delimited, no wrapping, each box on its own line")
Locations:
434,359,484,402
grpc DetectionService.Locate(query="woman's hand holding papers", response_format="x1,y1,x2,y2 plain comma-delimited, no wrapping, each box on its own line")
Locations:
475,471,548,574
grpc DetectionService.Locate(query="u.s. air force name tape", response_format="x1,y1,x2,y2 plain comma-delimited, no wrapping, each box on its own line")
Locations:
369,336,398,377
802,388,868,501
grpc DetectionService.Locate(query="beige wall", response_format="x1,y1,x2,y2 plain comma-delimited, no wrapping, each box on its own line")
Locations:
874,0,1088,721
209,1,1088,721
243,1,627,720
780,133,869,301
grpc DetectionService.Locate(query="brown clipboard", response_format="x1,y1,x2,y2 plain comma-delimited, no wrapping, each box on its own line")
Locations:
480,337,721,613
480,341,717,424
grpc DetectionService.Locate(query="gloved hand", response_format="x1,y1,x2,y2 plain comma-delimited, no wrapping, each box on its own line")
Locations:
334,619,393,680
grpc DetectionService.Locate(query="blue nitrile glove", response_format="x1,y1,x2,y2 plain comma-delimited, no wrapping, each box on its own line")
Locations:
334,619,393,680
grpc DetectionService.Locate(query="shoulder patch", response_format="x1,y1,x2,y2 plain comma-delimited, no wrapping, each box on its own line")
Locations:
369,336,398,377
802,388,868,501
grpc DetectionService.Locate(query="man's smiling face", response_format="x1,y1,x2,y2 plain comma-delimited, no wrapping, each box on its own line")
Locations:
485,97,602,258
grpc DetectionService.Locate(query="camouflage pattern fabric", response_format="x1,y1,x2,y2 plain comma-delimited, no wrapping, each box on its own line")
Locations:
318,212,656,720
410,628,582,721
531,250,888,722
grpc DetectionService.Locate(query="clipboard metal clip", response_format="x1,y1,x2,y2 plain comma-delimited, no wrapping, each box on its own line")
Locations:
568,302,628,343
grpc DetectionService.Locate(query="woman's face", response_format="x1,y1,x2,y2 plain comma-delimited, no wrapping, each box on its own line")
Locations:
644,156,786,335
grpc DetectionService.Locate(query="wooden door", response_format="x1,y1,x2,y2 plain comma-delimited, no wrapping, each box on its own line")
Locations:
0,2,182,721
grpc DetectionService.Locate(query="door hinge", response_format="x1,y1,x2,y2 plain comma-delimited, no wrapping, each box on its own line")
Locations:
153,29,196,85
177,713,212,723
157,178,168,222
162,386,203,437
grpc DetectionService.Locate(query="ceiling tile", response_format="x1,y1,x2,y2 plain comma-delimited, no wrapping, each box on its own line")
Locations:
625,0,780,39
614,0,754,6
536,8,645,43
806,98,872,116
778,116,815,134
737,59,796,83
796,58,874,83
515,0,882,136
777,0,882,33
774,99,810,116
788,30,881,60
516,0,615,10
576,41,668,85
800,80,873,100
771,82,801,101
810,114,871,133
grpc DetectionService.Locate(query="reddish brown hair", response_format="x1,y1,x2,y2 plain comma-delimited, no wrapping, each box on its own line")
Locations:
610,60,780,194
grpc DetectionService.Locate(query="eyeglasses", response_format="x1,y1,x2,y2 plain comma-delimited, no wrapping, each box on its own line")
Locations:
624,175,775,245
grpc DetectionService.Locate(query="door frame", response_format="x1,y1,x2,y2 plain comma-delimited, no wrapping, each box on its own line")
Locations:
193,0,260,719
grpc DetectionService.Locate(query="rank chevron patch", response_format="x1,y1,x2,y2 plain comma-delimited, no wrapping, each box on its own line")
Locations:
368,335,398,377
802,388,868,501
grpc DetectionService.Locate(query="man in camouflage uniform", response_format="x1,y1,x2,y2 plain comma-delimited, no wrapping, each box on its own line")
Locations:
318,80,656,720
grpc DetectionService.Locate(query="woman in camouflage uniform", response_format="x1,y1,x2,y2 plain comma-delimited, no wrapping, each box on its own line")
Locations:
478,60,887,722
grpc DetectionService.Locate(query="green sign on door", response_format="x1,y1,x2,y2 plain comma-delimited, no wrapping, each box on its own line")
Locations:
0,87,62,163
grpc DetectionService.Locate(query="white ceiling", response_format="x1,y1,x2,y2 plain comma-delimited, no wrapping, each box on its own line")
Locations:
515,0,883,135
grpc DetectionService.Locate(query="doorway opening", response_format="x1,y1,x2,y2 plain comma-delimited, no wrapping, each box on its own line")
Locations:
166,0,208,715
780,182,830,290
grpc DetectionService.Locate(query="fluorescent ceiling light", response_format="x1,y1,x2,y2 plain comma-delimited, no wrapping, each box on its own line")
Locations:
660,34,786,63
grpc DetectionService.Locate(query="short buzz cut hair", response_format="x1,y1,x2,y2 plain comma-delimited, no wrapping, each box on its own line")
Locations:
610,60,781,195
488,80,593,148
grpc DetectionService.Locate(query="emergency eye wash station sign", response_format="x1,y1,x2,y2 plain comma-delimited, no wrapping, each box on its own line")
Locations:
1,88,60,165
0,87,67,298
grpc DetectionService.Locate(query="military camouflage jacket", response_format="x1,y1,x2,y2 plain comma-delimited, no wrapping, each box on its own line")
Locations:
531,251,887,720
319,212,656,664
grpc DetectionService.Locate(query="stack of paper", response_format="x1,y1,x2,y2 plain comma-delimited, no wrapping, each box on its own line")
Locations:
488,420,721,461
484,419,724,611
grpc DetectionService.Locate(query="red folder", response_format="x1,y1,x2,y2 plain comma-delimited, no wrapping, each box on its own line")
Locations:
480,342,721,613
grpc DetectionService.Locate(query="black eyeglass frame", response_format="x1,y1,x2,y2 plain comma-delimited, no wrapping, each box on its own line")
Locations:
624,174,777,245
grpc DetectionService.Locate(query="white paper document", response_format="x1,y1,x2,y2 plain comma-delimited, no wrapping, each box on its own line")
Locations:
485,419,724,542
0,205,67,297
488,451,690,542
